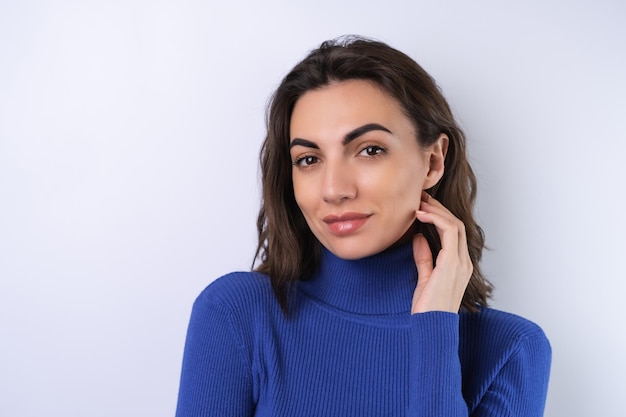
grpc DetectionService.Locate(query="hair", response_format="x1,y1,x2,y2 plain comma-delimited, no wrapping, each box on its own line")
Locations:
254,36,492,312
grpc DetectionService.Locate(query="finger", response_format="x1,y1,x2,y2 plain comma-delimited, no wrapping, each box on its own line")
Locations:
456,219,471,270
417,198,473,279
417,195,467,258
421,195,472,268
419,194,454,219
415,207,460,257
418,197,458,227
412,233,433,280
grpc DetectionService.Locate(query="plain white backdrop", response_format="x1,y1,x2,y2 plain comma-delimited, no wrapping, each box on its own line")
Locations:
1,0,624,416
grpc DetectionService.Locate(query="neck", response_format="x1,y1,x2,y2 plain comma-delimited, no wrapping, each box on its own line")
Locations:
298,243,417,315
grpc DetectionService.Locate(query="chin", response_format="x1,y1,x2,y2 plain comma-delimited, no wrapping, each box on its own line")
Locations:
323,240,390,260
320,224,416,260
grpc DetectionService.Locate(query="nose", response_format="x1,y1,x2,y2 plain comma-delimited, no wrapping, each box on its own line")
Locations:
322,160,357,204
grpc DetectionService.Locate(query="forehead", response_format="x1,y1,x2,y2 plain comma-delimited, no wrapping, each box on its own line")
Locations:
290,80,409,138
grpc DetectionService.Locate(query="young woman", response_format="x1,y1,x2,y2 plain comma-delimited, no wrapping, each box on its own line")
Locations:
175,36,551,416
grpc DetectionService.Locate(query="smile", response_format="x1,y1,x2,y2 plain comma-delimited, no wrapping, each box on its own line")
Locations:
322,213,371,235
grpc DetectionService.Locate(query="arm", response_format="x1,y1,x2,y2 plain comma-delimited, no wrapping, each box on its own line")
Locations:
175,291,255,417
407,192,471,416
410,193,551,416
407,311,552,417
408,312,468,416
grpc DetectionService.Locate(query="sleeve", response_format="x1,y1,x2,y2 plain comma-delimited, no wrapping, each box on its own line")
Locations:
175,291,255,417
470,335,552,417
408,312,468,416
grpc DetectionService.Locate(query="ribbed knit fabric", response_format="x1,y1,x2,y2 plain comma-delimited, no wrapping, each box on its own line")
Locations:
175,243,551,416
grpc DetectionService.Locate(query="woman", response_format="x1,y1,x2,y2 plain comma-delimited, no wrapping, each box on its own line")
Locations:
175,36,551,416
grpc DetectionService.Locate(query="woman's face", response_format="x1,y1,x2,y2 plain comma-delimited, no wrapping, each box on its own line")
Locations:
289,79,446,260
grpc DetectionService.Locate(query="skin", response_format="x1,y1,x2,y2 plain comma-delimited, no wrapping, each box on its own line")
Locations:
289,79,472,314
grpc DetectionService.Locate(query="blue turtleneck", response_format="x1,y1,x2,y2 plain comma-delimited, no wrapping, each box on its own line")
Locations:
176,244,551,416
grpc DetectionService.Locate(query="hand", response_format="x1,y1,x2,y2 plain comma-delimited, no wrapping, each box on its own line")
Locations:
411,192,473,314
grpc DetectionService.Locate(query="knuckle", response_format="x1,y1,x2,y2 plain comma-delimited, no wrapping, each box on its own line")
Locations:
416,257,433,267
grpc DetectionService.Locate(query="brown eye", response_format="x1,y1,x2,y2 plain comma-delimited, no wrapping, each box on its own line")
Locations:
294,155,319,167
359,145,385,157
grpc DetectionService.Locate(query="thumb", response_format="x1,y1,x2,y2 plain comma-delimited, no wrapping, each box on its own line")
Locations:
413,233,433,282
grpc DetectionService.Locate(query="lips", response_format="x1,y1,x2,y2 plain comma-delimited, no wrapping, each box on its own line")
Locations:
322,212,371,235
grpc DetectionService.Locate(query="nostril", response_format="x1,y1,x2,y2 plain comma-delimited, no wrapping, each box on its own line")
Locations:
322,191,356,204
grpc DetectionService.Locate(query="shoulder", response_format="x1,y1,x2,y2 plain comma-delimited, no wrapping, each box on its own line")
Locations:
185,271,280,365
459,306,551,373
193,271,277,314
459,307,552,412
178,273,270,412
460,306,549,345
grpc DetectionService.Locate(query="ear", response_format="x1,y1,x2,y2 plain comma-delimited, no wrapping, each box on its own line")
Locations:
422,133,449,190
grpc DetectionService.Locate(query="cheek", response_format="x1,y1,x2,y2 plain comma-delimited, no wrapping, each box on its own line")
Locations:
388,176,423,234
367,164,424,208
292,175,314,218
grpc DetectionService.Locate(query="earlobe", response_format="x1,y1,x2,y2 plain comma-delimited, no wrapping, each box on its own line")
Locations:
422,134,449,189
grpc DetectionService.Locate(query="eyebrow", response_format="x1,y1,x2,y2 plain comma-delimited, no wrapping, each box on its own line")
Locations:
289,123,392,150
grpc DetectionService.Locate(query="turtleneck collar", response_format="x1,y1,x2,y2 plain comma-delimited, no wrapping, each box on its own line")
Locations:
298,243,417,315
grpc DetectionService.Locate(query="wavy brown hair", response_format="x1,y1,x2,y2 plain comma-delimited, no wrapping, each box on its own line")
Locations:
255,36,492,312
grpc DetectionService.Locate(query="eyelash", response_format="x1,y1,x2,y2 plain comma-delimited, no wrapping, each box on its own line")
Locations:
292,144,387,168
292,155,319,168
358,144,387,157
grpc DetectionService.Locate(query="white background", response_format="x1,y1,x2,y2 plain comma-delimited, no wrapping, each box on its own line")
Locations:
1,1,624,416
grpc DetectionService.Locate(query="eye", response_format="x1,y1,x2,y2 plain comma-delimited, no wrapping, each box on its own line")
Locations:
293,155,319,167
358,145,386,157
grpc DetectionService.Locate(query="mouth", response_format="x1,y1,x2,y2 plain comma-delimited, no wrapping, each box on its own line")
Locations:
322,213,371,235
